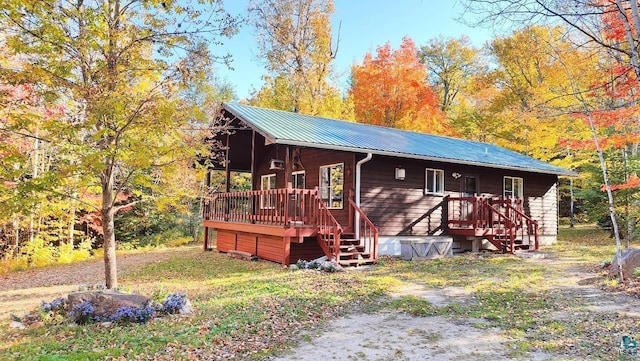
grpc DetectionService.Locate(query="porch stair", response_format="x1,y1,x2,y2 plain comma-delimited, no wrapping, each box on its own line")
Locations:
319,232,376,267
487,226,532,253
444,196,539,254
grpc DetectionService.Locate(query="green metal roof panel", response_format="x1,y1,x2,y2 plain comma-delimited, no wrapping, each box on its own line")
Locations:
223,102,575,176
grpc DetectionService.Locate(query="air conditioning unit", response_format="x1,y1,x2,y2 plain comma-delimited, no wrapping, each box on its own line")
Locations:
269,159,285,170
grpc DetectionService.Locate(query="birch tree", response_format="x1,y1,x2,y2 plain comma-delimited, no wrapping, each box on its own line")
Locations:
463,0,640,280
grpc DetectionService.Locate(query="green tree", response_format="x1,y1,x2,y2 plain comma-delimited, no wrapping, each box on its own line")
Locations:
249,0,346,116
418,36,485,113
0,0,239,288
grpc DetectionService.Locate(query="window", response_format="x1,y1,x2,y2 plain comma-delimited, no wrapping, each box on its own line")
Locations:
463,176,478,196
320,163,344,209
261,174,276,209
425,168,445,195
504,176,523,198
291,171,305,189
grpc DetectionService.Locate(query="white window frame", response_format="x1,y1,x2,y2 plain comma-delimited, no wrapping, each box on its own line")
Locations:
291,170,306,189
503,176,523,198
425,168,445,195
319,163,344,209
260,173,276,209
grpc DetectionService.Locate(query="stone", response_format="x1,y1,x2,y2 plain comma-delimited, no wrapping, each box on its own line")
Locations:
67,290,151,319
609,248,640,280
179,299,192,315
9,321,25,329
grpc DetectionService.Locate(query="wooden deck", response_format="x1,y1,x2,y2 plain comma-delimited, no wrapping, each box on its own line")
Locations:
445,196,539,253
203,188,378,266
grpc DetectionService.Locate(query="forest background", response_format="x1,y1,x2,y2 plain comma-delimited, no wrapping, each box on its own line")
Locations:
1,0,639,286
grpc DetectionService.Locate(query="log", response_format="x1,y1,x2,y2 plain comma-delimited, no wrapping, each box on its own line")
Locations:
228,250,258,261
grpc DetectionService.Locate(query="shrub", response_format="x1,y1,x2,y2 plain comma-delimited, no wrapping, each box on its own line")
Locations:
161,293,188,314
295,259,342,273
70,300,95,325
20,237,56,267
110,304,155,324
41,298,66,313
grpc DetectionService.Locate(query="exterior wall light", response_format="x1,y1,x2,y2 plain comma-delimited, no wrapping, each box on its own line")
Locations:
395,167,406,180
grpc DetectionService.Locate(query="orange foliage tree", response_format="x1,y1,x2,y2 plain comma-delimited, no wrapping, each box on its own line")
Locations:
350,37,451,135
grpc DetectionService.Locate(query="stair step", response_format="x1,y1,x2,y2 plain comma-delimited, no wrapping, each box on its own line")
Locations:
338,251,371,259
340,244,364,251
338,258,375,266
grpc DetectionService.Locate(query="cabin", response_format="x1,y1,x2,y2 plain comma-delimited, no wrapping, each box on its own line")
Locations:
202,103,575,266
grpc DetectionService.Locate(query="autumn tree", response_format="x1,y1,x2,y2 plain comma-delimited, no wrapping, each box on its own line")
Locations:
463,0,640,279
418,36,485,113
487,25,597,161
350,36,450,134
0,0,239,288
248,0,348,116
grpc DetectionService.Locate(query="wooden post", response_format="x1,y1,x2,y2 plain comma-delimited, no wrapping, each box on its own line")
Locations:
250,130,256,218
442,195,449,232
203,227,209,251
225,133,231,193
348,189,354,232
284,147,291,225
203,169,211,251
283,236,291,266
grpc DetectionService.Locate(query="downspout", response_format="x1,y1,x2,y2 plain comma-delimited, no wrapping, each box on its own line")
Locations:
355,153,373,239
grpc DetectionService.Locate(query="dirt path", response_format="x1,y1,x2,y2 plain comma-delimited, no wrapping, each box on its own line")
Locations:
0,247,190,321
272,254,640,361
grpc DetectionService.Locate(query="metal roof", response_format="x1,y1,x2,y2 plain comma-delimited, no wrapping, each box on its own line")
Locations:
222,102,576,176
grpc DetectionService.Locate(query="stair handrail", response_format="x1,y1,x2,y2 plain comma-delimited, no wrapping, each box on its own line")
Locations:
313,193,343,262
397,195,449,236
486,202,516,252
486,199,539,252
348,197,379,263
502,200,539,251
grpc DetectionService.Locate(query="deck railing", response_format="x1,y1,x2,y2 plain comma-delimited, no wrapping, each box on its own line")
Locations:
447,196,538,251
348,197,379,263
315,195,344,261
397,195,449,236
203,188,320,227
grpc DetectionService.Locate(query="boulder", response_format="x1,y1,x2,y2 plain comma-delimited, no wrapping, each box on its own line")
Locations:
67,290,151,318
609,248,640,280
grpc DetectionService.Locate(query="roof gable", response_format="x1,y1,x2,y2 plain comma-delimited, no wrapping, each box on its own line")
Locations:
222,102,575,176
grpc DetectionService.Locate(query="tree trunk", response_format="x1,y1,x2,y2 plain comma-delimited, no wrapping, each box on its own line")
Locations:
101,165,118,289
586,112,624,283
69,181,78,244
12,217,19,250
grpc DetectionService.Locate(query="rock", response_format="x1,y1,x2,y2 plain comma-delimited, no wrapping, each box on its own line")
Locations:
179,299,192,315
9,321,25,329
67,290,151,319
28,321,44,328
609,248,640,280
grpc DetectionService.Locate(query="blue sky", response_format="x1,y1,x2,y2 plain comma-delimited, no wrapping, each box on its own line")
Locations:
214,0,494,100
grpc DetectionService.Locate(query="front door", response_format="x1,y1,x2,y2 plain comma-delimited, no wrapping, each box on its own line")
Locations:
460,175,479,226
289,171,306,222
462,175,478,197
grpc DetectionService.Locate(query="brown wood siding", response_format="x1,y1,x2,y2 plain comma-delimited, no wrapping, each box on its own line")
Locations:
216,230,236,252
256,235,284,263
290,237,325,262
253,145,355,227
359,155,559,237
236,233,258,254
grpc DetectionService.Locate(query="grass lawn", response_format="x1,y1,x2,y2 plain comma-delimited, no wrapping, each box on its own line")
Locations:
1,226,638,360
